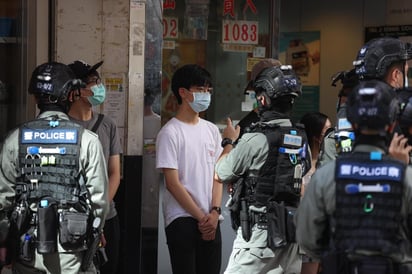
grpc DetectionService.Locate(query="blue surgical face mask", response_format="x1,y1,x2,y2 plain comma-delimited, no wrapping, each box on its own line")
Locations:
88,84,106,106
188,92,211,113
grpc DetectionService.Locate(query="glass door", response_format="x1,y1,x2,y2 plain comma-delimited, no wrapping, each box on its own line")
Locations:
161,0,278,126
0,0,34,143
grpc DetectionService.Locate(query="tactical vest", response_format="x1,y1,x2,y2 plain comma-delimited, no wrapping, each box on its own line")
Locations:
334,152,406,255
244,122,307,207
16,116,86,207
335,117,355,154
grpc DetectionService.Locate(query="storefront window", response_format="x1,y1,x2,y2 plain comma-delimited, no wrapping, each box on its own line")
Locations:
162,0,278,126
0,0,34,142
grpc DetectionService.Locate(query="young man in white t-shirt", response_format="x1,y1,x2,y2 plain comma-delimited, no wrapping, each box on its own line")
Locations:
156,64,225,274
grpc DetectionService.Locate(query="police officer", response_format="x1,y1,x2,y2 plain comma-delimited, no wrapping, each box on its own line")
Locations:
318,69,359,167
215,65,311,273
318,36,412,168
296,80,412,274
353,36,412,88
236,59,283,142
0,62,109,274
354,36,412,166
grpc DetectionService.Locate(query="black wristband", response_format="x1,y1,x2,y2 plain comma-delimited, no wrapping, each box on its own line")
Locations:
210,206,221,215
221,138,233,148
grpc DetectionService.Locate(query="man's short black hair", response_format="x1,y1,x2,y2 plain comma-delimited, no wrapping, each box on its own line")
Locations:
171,64,212,104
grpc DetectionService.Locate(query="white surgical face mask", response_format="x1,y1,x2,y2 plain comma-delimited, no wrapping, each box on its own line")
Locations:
188,92,211,113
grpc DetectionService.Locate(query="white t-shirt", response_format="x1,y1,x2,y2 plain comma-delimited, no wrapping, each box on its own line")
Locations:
156,117,223,227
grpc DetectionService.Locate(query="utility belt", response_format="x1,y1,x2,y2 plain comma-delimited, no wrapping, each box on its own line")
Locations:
11,196,90,262
322,253,412,274
240,199,296,250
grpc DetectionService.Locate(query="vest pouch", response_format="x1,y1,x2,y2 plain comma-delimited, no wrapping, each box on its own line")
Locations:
228,177,245,231
36,198,58,254
285,206,296,243
266,200,287,250
59,211,89,250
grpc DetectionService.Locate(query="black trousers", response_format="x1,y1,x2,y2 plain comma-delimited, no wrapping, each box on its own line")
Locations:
100,215,120,274
165,217,222,274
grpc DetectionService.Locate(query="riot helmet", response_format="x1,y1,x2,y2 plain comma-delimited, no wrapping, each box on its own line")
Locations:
347,80,399,132
29,62,78,101
251,58,282,82
353,37,412,80
253,65,302,102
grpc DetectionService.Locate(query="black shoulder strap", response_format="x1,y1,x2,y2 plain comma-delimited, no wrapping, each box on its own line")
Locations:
91,114,104,133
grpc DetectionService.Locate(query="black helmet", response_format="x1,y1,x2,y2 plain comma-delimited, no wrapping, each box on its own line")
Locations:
353,37,412,80
347,80,399,131
28,62,77,100
253,65,302,100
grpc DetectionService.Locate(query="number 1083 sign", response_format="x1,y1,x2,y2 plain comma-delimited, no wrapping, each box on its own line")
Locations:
222,20,258,45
